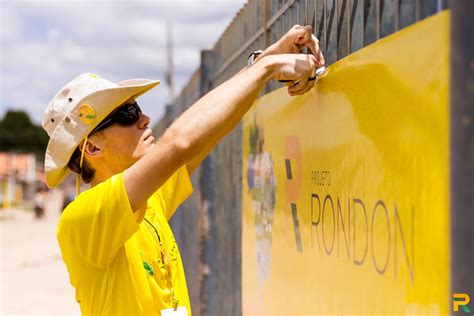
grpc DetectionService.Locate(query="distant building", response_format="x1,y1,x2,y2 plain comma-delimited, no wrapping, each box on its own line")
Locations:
0,152,43,208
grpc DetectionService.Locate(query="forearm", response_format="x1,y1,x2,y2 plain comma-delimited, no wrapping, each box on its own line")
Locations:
168,56,275,162
186,87,259,174
186,46,284,173
208,45,283,140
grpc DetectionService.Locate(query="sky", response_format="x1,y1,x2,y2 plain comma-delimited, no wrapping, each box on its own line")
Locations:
0,0,247,126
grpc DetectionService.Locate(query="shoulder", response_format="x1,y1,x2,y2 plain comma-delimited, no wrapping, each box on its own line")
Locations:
59,173,125,224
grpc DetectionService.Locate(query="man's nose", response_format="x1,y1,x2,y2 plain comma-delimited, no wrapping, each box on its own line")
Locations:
138,113,151,129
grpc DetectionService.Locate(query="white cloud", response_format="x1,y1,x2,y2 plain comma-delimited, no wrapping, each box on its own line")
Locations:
0,4,22,43
0,0,247,125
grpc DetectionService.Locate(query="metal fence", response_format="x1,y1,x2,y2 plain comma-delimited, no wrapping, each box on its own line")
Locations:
152,1,448,315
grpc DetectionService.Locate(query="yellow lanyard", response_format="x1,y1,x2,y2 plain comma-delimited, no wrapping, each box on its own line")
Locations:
143,217,179,310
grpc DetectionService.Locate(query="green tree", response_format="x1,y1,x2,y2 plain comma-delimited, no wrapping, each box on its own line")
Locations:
0,110,49,160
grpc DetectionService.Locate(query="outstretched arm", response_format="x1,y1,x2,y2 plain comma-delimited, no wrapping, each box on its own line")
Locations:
124,38,321,213
185,24,325,174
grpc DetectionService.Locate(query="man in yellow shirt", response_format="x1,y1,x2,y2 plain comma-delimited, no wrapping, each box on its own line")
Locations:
42,26,324,315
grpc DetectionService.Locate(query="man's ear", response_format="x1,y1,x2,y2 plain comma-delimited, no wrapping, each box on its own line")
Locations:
84,140,102,156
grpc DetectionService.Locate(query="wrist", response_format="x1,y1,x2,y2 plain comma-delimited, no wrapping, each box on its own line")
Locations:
265,42,283,55
256,55,280,82
250,43,282,67
256,44,281,63
247,50,264,67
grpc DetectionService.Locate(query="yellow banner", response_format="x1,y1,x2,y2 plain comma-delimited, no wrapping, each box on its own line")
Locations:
242,12,450,315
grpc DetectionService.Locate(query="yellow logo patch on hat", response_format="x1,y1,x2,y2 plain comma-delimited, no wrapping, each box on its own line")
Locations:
78,104,96,124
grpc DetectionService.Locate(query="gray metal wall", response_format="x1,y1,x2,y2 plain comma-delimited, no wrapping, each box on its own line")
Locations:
450,0,474,303
152,1,448,315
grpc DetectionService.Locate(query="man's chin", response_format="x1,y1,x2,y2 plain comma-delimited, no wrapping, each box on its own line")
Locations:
131,143,156,163
147,141,156,150
142,142,156,156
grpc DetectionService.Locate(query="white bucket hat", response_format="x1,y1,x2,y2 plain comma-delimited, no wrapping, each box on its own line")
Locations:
42,73,160,188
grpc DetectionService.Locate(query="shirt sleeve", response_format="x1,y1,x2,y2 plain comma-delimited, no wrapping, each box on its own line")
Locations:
58,173,139,268
157,165,193,220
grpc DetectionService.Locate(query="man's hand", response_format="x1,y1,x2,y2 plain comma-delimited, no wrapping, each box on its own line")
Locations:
260,25,325,67
271,53,318,96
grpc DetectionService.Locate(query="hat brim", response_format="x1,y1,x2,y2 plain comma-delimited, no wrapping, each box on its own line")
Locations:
44,79,160,188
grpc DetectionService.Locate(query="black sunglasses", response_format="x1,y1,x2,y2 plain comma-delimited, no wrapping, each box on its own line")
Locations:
90,102,142,134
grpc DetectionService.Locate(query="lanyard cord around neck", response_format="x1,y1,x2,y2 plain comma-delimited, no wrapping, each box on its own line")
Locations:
142,217,179,310
76,136,88,197
143,217,162,244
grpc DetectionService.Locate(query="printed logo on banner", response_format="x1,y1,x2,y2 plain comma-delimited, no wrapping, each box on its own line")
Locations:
284,136,303,253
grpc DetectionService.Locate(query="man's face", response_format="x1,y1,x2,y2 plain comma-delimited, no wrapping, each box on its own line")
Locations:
90,108,155,172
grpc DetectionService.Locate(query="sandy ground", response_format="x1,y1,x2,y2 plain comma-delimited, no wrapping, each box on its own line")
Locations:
1,191,80,315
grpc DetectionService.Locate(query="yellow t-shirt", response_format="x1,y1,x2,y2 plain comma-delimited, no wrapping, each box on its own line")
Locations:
57,166,193,315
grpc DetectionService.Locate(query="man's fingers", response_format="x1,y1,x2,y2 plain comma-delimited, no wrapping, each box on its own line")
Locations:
287,76,310,95
294,25,313,45
288,81,313,96
312,34,325,66
300,79,316,94
307,35,325,66
294,29,325,67
293,25,313,52
288,77,315,96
